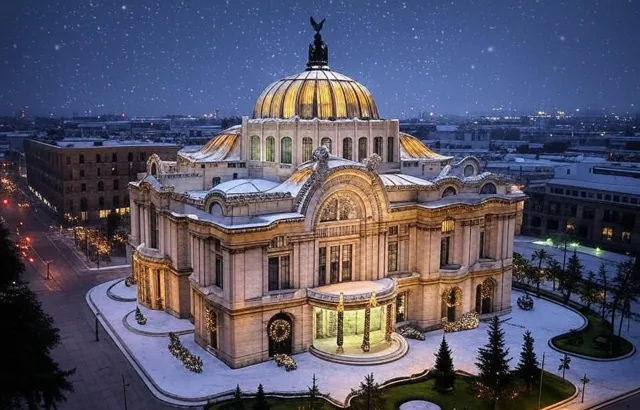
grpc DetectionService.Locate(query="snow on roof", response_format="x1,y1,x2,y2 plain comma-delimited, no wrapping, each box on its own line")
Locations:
170,208,304,230
183,190,209,200
379,173,434,188
212,178,280,195
548,178,640,196
418,193,524,209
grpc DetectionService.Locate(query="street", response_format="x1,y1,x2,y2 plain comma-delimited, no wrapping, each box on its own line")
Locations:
1,176,181,410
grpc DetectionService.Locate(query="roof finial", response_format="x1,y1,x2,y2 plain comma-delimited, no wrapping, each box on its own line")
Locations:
307,17,329,70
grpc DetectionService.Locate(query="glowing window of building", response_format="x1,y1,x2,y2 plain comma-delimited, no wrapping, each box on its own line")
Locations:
601,227,613,241
622,231,632,244
99,209,110,218
280,137,292,164
302,137,313,162
396,292,407,322
265,137,275,162
250,136,261,161
321,137,332,153
342,138,352,160
441,219,455,233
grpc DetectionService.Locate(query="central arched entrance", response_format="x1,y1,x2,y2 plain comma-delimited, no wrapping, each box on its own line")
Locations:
267,313,293,356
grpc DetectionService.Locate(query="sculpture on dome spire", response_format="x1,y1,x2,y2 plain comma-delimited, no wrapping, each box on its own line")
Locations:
307,17,329,70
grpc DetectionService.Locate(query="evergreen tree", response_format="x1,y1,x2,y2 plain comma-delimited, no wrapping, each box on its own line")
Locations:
232,384,244,410
597,263,608,319
253,384,269,410
349,373,386,410
302,374,321,410
0,224,75,409
579,271,599,310
475,316,513,410
558,251,583,304
546,257,562,292
433,335,455,391
516,330,539,391
531,249,549,296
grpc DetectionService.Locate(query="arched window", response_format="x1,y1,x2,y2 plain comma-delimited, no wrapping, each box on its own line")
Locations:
250,135,261,161
463,164,475,177
387,137,395,162
150,163,157,176
128,152,133,162
112,153,117,162
98,196,105,208
321,137,332,153
96,154,101,163
266,136,275,162
342,138,352,160
280,137,292,164
79,155,84,164
442,186,457,197
373,137,383,157
302,137,313,162
80,198,88,211
358,137,368,161
97,181,104,191
212,177,221,187
480,183,497,194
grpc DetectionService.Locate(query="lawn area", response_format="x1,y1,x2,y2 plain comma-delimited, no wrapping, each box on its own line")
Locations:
513,283,634,359
552,309,634,359
207,373,575,410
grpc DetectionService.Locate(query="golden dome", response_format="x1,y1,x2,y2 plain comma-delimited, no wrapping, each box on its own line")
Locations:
253,70,380,120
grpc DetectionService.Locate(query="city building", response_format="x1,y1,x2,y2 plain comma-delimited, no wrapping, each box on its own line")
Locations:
522,161,640,254
24,138,180,223
127,23,526,369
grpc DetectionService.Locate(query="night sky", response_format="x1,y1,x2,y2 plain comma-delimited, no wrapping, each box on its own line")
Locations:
2,0,639,118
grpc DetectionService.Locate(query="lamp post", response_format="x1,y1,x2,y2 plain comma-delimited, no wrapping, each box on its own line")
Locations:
537,352,545,410
580,373,590,403
45,260,53,280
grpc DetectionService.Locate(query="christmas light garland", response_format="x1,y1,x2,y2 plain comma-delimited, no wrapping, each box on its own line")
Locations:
441,287,463,307
517,293,534,310
441,311,480,333
135,307,147,325
124,276,137,287
273,353,297,371
168,332,203,373
481,278,496,299
205,307,217,332
268,319,291,343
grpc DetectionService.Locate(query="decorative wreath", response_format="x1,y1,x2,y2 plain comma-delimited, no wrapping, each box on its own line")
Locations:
268,319,291,343
205,307,217,332
441,287,463,308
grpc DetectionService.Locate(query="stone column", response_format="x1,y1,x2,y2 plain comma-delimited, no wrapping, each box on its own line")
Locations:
361,305,371,352
336,293,344,354
130,203,139,243
385,303,393,342
461,221,471,267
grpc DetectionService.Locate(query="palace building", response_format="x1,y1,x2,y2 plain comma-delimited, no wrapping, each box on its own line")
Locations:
127,21,526,369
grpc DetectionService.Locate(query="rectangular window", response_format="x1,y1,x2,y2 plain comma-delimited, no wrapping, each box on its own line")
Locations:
330,246,340,284
358,137,367,161
81,183,86,192
66,156,70,165
440,237,450,267
341,245,352,281
96,154,101,163
601,227,613,241
373,137,383,157
281,255,291,289
113,180,119,190
388,242,398,272
215,256,223,289
389,225,398,236
582,207,595,220
80,170,85,178
479,231,485,258
97,168,101,176
387,137,394,162
318,247,326,286
268,257,279,291
622,231,632,244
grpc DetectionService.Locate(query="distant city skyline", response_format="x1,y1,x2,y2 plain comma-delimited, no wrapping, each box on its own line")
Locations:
2,0,639,118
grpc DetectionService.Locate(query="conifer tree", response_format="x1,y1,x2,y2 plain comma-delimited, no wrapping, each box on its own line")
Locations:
558,250,583,304
306,374,321,410
516,330,539,391
475,316,513,409
433,335,455,391
0,224,75,409
349,373,386,410
232,384,244,410
253,384,269,410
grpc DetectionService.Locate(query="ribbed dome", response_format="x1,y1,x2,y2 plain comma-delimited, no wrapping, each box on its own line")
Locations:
253,70,380,120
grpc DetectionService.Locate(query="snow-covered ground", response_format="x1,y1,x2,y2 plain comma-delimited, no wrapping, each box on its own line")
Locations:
87,277,640,408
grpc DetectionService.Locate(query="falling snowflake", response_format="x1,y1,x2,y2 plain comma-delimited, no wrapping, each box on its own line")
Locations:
54,44,61,51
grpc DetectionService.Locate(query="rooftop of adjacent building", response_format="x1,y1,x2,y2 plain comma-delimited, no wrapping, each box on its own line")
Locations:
33,137,180,149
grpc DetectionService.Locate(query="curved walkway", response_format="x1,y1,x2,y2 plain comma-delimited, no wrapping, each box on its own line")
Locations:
399,400,441,410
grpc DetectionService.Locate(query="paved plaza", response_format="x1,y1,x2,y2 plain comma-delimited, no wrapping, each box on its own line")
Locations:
88,273,640,408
